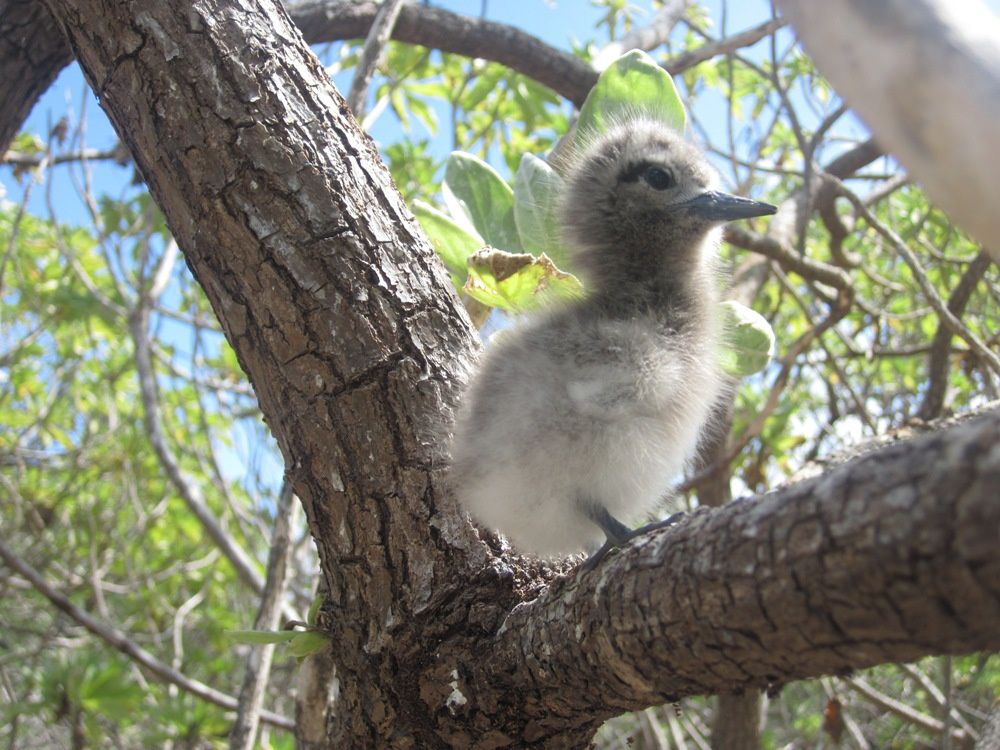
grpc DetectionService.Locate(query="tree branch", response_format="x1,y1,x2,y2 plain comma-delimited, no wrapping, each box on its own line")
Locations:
2,0,797,162
832,179,1000,377
0,0,73,154
345,0,406,117
724,224,850,289
0,536,295,730
665,16,788,74
129,299,270,598
594,0,690,71
918,250,994,420
723,138,882,291
230,482,300,750
461,408,1000,739
844,676,974,748
289,0,599,107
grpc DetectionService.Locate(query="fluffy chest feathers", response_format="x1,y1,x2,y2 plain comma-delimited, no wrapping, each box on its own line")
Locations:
450,308,722,556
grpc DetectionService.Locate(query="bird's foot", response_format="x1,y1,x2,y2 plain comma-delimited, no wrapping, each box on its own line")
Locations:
580,509,687,572
630,511,686,537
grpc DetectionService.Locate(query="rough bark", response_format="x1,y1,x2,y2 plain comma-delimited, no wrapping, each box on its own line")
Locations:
976,703,1000,750
36,0,494,744
713,693,761,750
0,0,73,154
36,0,1000,747
454,408,1000,743
0,0,595,162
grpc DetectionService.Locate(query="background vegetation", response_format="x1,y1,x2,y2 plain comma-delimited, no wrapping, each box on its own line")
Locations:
2,1,997,747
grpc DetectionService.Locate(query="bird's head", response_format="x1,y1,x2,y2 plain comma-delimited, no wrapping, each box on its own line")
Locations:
560,118,775,291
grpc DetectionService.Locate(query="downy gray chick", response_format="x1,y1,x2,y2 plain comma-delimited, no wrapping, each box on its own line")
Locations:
450,117,775,565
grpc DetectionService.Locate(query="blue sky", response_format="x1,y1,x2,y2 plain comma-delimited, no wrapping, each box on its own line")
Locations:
2,0,780,223
6,0,1000,219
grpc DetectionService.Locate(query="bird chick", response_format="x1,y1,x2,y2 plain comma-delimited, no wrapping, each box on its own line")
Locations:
450,117,775,565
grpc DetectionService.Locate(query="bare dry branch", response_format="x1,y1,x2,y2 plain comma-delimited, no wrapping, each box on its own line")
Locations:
0,537,294,730
666,16,788,74
918,250,994,419
595,0,690,70
289,0,599,106
345,0,406,117
832,179,1000,376
128,300,268,597
845,676,974,748
230,482,300,750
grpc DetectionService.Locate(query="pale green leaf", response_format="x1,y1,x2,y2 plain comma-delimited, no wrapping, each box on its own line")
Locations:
577,50,686,137
444,152,523,251
288,631,331,658
413,200,484,281
718,300,776,377
512,153,570,268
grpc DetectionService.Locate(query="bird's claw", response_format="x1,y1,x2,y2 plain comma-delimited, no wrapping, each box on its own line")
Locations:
580,511,687,572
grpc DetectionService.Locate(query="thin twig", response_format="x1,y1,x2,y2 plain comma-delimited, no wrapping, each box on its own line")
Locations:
2,145,126,167
724,225,850,290
917,250,994,420
897,663,978,740
844,676,973,747
638,707,669,750
594,0,690,70
666,16,788,74
129,297,268,597
346,0,406,117
0,537,294,731
771,263,877,432
230,482,300,750
832,177,1000,377
667,709,690,750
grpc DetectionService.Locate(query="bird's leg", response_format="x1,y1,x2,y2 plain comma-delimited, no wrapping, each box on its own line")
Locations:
581,504,686,571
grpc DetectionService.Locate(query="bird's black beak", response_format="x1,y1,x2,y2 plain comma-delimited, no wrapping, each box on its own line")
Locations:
682,191,777,221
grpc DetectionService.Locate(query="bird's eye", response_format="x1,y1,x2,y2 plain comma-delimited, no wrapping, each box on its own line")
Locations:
643,166,675,190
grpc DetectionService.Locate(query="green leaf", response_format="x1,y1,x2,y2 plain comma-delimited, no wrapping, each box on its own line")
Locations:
463,248,583,312
11,132,44,155
718,300,776,377
443,152,523,251
512,154,570,268
226,629,299,645
413,200,484,282
307,593,325,627
287,631,331,659
577,50,686,137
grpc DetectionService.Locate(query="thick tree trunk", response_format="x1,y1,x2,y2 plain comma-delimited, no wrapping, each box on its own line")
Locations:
0,0,72,154
37,0,1000,747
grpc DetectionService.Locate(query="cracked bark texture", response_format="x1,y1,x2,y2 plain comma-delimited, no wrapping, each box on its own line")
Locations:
0,0,73,154
35,1,1000,747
